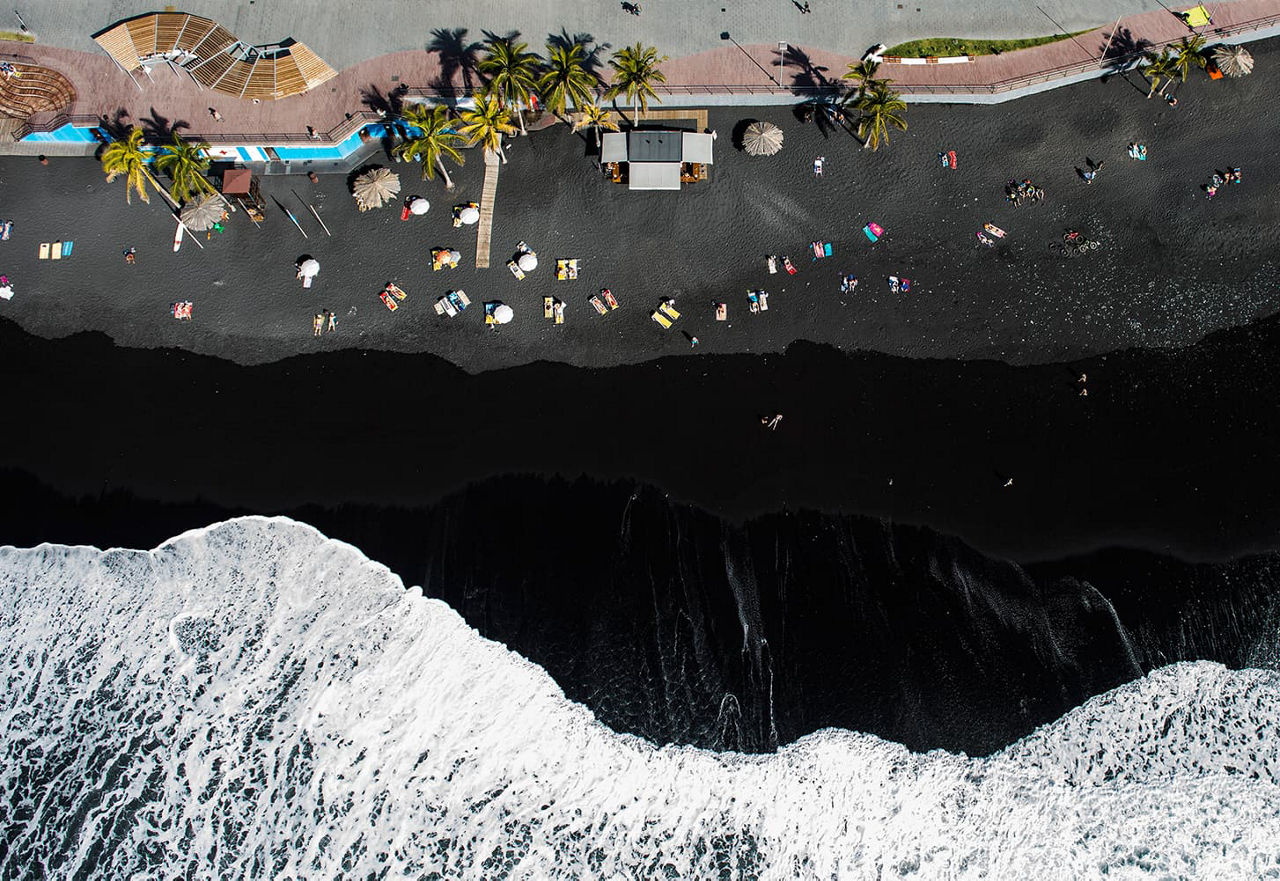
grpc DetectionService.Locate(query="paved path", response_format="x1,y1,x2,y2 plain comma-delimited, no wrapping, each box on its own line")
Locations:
475,150,499,269
3,0,1278,145
22,0,1174,72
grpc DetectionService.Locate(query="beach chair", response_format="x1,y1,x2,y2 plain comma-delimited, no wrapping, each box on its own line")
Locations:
302,275,313,289
783,256,797,275
767,255,778,274
554,301,565,325
508,260,526,280
544,296,555,319
603,289,619,310
50,241,62,261
651,309,673,328
386,283,407,301
380,291,399,311
759,292,769,311
659,300,680,321
590,295,607,315
715,302,727,321
440,296,458,317
434,300,445,315
38,243,49,260
983,223,1006,238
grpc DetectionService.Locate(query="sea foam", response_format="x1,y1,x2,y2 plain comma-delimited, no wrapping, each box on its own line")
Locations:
1,517,1278,879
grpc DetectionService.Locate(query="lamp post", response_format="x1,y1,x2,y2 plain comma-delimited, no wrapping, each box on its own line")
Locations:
720,31,782,86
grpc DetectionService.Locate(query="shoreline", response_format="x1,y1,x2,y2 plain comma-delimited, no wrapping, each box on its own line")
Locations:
4,310,1280,567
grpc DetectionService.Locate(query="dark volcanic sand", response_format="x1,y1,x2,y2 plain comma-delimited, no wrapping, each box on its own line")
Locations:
3,39,1280,370
4,309,1280,565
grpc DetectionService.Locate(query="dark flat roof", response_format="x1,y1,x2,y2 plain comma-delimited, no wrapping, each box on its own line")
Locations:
627,130,682,163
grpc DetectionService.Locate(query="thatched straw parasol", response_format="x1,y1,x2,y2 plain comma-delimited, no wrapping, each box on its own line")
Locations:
742,121,784,156
1212,44,1253,78
179,193,225,231
353,167,401,211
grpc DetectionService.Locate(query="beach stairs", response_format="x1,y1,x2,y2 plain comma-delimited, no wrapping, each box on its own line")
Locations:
475,150,500,269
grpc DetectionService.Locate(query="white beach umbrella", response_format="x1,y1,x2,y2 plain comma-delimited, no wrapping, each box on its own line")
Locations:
459,205,480,225
742,121,784,156
299,258,320,278
518,252,538,272
1212,44,1253,77
448,249,462,263
493,303,514,324
409,196,430,215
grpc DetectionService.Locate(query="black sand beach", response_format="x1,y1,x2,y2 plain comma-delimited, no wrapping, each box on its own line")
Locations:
3,39,1280,370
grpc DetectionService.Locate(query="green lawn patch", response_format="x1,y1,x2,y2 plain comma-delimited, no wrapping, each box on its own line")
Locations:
884,31,1091,58
0,31,35,43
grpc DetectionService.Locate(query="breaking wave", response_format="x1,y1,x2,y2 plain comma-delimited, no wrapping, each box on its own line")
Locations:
2,517,1278,879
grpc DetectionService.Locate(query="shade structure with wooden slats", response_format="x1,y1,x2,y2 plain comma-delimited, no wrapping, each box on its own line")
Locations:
352,168,401,212
1212,44,1254,78
742,121,784,156
93,12,336,100
179,193,226,231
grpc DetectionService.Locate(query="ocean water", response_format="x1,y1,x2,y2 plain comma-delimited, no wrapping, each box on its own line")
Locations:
2,517,1279,880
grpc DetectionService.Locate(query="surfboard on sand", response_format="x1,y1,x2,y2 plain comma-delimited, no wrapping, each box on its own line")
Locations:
173,222,184,252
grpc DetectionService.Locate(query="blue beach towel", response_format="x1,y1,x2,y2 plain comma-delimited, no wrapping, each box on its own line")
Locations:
62,241,73,257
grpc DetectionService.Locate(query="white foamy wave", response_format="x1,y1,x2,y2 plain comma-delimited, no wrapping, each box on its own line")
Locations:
2,517,1279,880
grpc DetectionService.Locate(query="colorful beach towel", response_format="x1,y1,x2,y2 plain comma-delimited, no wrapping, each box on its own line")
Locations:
863,223,883,243
0,221,11,240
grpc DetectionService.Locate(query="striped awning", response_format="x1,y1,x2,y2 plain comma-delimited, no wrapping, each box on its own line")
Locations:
93,13,336,100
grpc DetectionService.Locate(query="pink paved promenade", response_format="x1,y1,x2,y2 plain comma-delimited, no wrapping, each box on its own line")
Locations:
4,0,1279,144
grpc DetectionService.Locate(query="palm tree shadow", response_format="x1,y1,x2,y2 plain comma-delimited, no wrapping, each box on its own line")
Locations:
140,108,189,142
779,45,834,92
1100,26,1152,73
95,108,133,143
361,84,408,117
546,30,610,81
427,28,483,94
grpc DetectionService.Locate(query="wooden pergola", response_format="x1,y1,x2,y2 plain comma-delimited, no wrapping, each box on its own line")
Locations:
93,13,336,101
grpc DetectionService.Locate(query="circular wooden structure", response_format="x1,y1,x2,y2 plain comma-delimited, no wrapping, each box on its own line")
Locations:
0,62,76,118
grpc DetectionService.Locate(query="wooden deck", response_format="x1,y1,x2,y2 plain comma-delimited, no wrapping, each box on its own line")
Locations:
474,149,500,269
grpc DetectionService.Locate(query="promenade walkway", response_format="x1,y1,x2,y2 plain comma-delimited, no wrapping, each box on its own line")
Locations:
3,0,1279,147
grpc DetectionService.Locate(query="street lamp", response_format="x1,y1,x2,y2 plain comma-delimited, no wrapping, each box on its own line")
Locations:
721,31,782,87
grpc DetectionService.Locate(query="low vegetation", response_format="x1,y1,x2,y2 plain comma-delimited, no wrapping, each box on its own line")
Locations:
884,32,1089,58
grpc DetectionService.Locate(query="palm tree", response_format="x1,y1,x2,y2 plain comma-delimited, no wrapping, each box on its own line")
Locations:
1168,35,1207,86
393,103,467,188
605,43,668,123
154,132,217,203
571,102,619,150
458,93,518,164
100,126,169,206
478,37,542,136
853,80,908,151
539,42,598,119
842,60,885,97
1142,49,1174,98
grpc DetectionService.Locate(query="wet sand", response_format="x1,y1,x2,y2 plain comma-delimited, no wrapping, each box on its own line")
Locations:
4,306,1280,566
3,38,1280,371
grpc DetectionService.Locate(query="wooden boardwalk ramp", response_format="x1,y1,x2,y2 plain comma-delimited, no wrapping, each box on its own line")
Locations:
475,148,500,269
